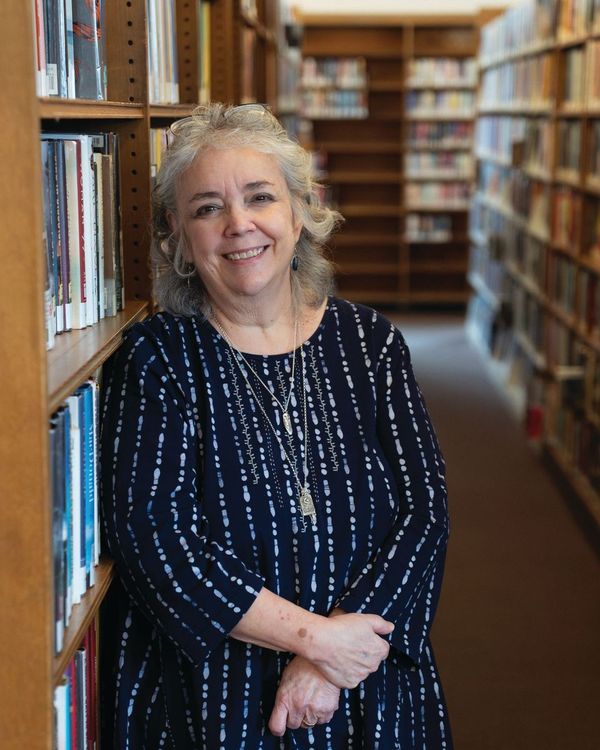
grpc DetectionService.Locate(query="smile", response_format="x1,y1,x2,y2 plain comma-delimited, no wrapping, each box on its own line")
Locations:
224,245,268,261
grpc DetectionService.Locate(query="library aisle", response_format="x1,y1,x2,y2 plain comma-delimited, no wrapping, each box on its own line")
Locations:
393,312,600,750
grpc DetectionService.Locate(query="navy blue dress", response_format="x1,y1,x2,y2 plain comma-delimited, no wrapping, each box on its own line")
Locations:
99,297,452,749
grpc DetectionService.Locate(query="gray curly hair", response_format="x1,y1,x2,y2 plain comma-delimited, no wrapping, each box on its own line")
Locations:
151,102,343,318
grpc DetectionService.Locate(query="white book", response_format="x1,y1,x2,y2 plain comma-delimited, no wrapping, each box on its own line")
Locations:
66,394,86,604
78,135,97,326
63,140,85,329
33,0,48,96
54,682,68,750
64,0,76,98
92,152,105,321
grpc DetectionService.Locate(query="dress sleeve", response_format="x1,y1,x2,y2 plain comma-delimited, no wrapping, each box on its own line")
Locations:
334,325,449,665
100,325,264,666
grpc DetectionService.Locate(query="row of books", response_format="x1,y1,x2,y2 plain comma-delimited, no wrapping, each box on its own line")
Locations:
588,41,600,104
406,58,477,87
50,380,100,655
405,90,475,117
407,121,473,149
54,621,98,750
470,194,600,337
41,132,124,350
405,214,453,242
557,120,582,172
301,90,368,119
405,151,472,177
475,115,553,173
147,0,179,104
469,241,506,298
548,401,600,491
552,186,581,248
481,0,600,65
405,182,470,207
33,0,106,99
562,47,586,105
557,0,600,38
479,54,554,109
301,57,367,89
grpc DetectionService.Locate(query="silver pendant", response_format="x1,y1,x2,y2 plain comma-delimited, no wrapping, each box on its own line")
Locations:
282,411,293,435
299,486,317,526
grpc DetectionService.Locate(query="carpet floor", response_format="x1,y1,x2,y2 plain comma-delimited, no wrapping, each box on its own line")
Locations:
391,312,600,750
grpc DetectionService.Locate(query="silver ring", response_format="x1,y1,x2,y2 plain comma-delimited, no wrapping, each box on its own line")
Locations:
301,717,317,728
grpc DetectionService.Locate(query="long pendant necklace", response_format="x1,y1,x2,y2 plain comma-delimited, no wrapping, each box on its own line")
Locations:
212,317,297,436
213,319,317,527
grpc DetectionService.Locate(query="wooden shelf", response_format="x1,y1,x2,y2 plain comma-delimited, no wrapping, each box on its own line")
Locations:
369,81,404,92
333,233,400,246
406,111,474,121
47,301,150,415
340,204,402,217
338,262,404,274
407,235,469,244
406,202,470,212
545,441,600,528
327,171,400,183
53,558,115,686
149,103,196,119
411,262,468,274
317,141,404,154
39,98,145,120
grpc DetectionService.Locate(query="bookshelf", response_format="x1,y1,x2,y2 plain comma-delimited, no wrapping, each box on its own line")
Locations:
0,1,284,747
467,0,600,528
299,14,480,307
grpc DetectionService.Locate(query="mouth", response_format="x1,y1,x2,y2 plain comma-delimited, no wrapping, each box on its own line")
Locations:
224,245,268,261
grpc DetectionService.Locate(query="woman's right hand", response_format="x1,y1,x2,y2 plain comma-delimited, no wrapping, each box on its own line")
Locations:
308,612,394,689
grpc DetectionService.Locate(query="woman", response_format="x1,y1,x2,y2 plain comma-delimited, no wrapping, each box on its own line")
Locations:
100,103,452,749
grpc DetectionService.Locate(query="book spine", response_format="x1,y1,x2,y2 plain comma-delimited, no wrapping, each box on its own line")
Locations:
64,0,76,98
34,0,48,96
56,141,72,331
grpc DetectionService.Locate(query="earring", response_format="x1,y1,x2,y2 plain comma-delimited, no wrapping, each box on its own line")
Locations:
291,254,299,271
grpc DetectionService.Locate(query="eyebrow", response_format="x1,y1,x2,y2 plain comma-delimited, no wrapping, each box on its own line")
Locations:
188,180,276,204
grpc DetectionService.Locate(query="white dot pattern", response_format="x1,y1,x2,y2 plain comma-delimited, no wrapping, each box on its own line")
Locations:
100,298,451,749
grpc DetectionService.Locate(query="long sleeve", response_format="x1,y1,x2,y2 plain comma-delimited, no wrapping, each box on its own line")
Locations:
100,322,264,666
334,325,449,665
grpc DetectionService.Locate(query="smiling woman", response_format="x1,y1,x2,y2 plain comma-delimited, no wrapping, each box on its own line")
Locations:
100,102,452,749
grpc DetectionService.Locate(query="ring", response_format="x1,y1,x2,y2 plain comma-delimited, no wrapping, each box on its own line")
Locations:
301,717,317,728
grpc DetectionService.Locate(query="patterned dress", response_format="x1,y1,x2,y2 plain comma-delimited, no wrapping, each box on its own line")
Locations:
99,297,452,749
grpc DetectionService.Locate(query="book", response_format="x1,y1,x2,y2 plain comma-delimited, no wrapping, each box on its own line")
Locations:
72,0,106,99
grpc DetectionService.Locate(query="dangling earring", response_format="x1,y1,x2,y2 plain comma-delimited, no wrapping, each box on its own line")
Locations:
291,254,299,271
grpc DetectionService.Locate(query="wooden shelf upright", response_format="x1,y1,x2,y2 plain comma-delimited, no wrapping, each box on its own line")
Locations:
0,1,284,747
299,13,479,308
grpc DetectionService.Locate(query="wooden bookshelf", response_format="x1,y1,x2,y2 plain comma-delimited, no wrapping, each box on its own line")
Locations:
299,14,479,307
0,1,284,747
468,0,600,529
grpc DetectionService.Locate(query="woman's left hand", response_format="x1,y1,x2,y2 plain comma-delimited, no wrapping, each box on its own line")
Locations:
268,655,341,736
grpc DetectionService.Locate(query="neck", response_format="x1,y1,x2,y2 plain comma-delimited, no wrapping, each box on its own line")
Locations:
211,291,299,356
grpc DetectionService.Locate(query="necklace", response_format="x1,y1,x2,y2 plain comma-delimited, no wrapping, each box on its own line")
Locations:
212,317,298,436
214,321,317,527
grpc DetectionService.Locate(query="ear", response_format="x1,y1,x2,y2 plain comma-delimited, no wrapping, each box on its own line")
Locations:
293,218,303,244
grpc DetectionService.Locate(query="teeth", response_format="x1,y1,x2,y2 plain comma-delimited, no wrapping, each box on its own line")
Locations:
225,246,266,261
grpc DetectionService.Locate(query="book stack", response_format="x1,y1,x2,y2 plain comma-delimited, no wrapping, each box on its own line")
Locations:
301,57,368,119
53,621,98,750
406,57,477,87
147,0,180,104
407,121,473,149
33,0,107,99
41,132,124,350
49,380,100,656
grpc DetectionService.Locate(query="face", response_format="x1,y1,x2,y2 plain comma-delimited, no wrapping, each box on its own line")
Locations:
170,146,302,311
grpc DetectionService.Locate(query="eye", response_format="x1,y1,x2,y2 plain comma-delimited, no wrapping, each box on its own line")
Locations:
194,203,221,217
251,192,275,204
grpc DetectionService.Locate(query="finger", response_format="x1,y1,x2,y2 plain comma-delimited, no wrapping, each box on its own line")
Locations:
286,709,305,730
366,615,395,635
268,701,289,737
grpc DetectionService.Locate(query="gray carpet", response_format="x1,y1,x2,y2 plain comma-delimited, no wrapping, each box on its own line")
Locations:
391,312,600,750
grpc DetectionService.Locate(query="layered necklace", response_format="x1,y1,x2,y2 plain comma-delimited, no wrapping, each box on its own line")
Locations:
212,316,317,527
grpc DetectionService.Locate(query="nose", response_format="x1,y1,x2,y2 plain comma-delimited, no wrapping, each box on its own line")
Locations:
224,203,255,236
